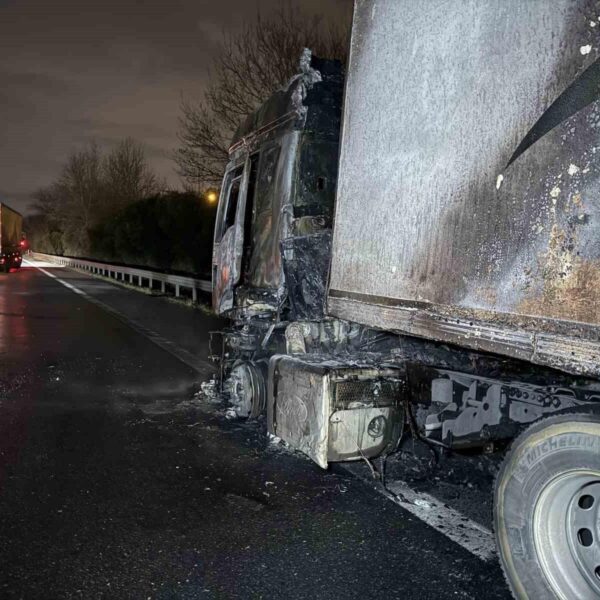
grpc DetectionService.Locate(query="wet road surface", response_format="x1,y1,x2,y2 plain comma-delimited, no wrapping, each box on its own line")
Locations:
0,262,512,599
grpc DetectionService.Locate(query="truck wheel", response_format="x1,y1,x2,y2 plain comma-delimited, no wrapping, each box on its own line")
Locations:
226,361,267,419
494,413,600,599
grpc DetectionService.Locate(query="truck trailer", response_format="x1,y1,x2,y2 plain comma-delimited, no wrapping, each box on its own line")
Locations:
211,2,600,598
0,203,23,273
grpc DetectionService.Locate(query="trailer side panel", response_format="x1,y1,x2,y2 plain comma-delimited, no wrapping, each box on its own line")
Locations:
328,0,600,375
0,203,23,253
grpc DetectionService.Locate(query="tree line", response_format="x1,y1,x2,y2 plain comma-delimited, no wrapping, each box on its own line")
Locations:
26,139,218,276
27,139,163,256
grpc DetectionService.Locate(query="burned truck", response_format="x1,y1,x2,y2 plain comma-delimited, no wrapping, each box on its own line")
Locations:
212,2,600,598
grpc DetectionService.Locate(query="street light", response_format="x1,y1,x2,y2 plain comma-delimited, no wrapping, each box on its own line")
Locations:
206,190,218,204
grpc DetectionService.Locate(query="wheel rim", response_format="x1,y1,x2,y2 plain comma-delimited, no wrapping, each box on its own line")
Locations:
533,470,600,600
227,362,266,419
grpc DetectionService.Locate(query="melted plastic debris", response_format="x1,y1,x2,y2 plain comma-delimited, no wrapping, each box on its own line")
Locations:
287,48,323,117
413,497,433,509
196,377,220,403
268,433,282,445
225,408,238,420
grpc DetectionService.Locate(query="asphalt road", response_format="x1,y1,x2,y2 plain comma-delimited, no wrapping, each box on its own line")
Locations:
0,261,512,599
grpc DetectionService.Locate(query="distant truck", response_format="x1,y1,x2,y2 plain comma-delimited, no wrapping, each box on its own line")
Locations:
211,2,600,598
0,203,23,273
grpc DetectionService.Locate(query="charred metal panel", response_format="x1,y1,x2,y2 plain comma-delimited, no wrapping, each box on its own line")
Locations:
230,51,330,150
212,165,247,313
268,355,330,467
245,132,299,292
295,137,338,221
328,0,600,376
281,231,332,320
302,56,344,140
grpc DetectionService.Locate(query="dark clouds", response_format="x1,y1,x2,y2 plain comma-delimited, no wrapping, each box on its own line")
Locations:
0,0,351,213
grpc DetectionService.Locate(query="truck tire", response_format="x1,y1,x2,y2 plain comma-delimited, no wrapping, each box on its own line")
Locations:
494,413,600,599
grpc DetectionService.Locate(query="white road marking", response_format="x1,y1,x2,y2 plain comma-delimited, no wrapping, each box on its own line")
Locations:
346,468,497,562
25,260,216,377
385,479,496,561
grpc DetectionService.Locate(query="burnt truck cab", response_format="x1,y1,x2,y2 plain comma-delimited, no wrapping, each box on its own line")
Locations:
212,50,341,321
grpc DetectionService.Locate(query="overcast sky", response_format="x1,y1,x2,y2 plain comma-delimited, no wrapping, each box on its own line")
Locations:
0,0,351,213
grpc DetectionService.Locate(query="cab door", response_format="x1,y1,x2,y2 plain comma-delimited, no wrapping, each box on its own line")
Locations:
212,156,258,314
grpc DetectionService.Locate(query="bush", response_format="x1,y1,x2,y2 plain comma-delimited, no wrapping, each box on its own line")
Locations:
89,191,216,277
24,214,64,255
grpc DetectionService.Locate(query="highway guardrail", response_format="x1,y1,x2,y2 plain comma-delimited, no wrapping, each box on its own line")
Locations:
31,252,211,302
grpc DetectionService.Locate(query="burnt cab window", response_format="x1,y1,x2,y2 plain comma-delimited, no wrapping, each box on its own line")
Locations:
216,166,244,241
224,177,242,228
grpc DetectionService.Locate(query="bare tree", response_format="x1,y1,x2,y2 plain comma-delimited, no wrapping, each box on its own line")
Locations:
103,138,160,211
54,143,104,253
31,139,162,255
31,183,61,224
31,183,65,254
175,5,350,186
